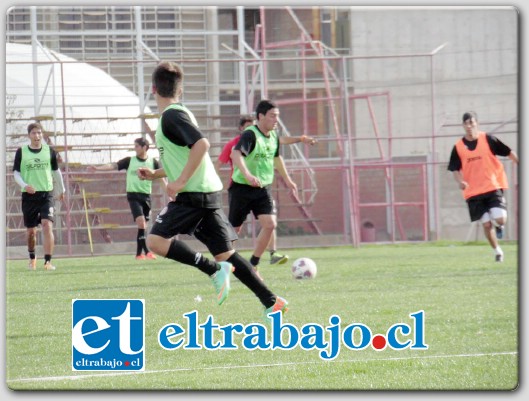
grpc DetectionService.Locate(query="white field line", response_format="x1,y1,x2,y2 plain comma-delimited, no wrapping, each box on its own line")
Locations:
7,351,517,384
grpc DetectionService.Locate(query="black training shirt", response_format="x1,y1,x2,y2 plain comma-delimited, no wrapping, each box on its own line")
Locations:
447,134,512,172
13,146,60,172
233,126,280,157
116,156,160,171
160,107,205,148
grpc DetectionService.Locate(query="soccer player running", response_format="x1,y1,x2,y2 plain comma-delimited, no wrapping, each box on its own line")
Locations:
229,100,300,277
88,138,162,260
447,111,518,262
12,122,66,270
216,115,316,269
137,61,287,320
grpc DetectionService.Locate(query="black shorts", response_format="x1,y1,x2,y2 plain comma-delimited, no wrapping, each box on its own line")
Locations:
467,189,506,222
150,192,238,256
21,191,55,228
228,183,276,228
127,192,151,222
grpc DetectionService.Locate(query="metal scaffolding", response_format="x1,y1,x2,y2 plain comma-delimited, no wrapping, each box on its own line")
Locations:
5,6,518,257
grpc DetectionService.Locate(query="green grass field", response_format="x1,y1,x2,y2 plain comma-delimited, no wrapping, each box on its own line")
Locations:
5,242,518,391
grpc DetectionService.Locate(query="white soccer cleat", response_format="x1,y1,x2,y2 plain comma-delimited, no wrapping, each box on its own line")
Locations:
44,261,56,271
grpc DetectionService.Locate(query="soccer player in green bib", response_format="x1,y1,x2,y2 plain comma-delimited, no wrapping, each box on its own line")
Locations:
88,138,162,260
216,115,316,271
137,61,287,321
230,100,300,276
12,122,65,271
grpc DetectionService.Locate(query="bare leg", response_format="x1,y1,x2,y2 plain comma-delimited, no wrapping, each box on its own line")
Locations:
26,227,38,269
482,221,498,250
146,234,171,257
41,219,54,256
136,215,147,230
268,229,277,252
214,250,235,262
253,214,276,259
27,227,37,252
483,221,504,262
493,215,506,228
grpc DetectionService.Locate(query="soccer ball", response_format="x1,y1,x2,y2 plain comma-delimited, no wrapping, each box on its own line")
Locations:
291,257,317,279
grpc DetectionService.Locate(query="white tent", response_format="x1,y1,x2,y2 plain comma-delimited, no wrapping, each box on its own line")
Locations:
5,43,157,164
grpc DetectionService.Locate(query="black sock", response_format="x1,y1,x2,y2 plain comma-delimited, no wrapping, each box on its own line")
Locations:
166,239,219,276
270,250,276,256
29,250,36,260
137,229,146,256
44,254,52,264
228,253,275,308
250,255,261,266
142,237,150,254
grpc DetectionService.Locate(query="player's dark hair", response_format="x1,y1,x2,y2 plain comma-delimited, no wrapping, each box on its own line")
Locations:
152,61,183,98
27,122,43,134
462,111,478,123
134,137,149,150
255,100,277,120
239,115,254,129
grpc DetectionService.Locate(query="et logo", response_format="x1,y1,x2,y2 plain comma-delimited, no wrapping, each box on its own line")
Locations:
72,299,145,371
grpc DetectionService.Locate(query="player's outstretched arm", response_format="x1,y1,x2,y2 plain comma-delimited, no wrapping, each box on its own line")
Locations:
279,135,317,146
86,162,118,172
137,167,167,181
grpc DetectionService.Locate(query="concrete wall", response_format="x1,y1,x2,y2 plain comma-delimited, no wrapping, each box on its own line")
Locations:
348,8,518,240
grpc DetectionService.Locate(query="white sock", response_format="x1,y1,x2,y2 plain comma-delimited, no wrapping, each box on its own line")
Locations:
494,246,503,256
